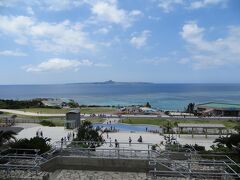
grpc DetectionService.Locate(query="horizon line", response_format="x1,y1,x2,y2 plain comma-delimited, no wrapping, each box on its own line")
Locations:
0,81,240,86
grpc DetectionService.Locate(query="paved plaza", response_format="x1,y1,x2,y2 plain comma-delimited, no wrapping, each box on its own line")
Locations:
14,123,220,150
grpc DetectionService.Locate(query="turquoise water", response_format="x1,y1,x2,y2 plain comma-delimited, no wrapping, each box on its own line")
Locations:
0,83,240,110
93,123,161,132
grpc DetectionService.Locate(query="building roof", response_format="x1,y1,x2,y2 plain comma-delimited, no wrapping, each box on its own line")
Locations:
177,123,225,128
67,109,80,114
140,107,157,112
197,102,240,110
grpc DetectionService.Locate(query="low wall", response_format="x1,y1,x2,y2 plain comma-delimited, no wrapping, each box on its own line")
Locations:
41,156,149,173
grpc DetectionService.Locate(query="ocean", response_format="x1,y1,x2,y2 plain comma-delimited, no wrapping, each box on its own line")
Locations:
0,83,240,110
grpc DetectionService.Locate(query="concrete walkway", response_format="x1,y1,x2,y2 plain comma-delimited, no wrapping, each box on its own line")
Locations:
0,109,158,118
0,109,65,117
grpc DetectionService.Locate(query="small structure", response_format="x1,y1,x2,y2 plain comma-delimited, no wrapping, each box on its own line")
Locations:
65,109,81,129
139,107,157,114
177,123,226,138
119,106,157,114
42,98,68,108
196,102,240,117
168,112,194,116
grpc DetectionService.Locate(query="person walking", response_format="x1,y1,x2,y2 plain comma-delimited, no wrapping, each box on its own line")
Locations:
115,139,119,148
129,137,132,146
138,136,143,143
61,137,64,149
109,137,113,147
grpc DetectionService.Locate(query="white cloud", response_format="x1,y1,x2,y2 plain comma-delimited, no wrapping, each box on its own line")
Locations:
157,0,184,13
24,58,91,72
95,27,110,34
0,0,84,11
24,58,111,72
0,0,142,27
189,0,228,9
41,0,84,11
130,30,151,48
90,0,142,27
141,57,168,65
180,22,240,69
0,50,27,56
26,6,34,15
156,0,228,12
0,0,19,7
0,15,94,53
129,10,143,17
148,16,161,21
178,58,190,64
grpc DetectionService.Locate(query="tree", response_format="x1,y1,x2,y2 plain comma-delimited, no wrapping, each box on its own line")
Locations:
163,121,174,134
10,137,51,154
67,100,79,108
234,122,240,133
214,126,240,153
186,103,195,114
214,134,240,150
74,121,104,147
145,102,151,108
0,130,16,146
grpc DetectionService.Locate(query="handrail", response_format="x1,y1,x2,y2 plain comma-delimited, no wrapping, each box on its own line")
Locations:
149,160,187,178
223,161,240,178
149,170,239,176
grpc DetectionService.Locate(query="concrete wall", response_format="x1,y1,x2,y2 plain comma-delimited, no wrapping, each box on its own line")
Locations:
41,156,149,173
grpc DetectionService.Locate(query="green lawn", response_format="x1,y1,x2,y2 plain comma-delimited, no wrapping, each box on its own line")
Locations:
84,117,106,123
122,118,239,128
80,107,117,114
39,119,64,126
19,108,70,114
18,107,117,114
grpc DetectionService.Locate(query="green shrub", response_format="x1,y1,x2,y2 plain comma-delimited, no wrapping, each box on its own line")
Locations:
10,137,51,154
40,120,55,127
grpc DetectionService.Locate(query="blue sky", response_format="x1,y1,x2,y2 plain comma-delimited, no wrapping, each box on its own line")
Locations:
0,0,240,84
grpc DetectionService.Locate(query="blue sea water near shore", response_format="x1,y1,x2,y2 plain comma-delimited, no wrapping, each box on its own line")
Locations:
0,83,240,111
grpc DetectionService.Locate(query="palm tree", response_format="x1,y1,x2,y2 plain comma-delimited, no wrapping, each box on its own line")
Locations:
0,130,17,146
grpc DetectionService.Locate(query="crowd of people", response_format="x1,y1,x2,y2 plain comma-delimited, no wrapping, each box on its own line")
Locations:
60,132,75,147
36,129,43,137
106,135,143,148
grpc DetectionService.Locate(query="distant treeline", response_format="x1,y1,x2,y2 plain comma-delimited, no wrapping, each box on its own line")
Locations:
0,99,44,109
79,105,116,108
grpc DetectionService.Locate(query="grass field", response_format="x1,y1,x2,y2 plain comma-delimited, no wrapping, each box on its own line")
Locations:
84,118,106,123
122,118,239,128
80,107,117,114
41,119,64,126
19,108,70,114
18,107,117,114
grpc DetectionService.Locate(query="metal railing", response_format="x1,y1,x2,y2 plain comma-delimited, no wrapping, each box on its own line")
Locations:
1,142,239,180
0,148,44,176
149,151,240,179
